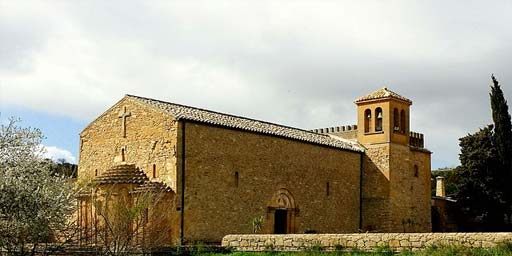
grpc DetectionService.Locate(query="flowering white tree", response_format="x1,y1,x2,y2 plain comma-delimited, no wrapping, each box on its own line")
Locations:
0,117,77,255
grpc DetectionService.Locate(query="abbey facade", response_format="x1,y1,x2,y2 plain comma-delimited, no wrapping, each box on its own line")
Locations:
77,88,431,246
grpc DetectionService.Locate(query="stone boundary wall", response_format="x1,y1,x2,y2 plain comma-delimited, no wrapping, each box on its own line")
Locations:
222,233,512,252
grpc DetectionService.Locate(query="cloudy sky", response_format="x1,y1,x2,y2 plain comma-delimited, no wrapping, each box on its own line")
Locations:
1,1,511,168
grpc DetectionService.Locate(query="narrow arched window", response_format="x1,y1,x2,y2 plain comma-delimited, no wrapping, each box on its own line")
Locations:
364,109,371,133
152,164,157,178
393,108,400,132
326,182,330,197
375,108,383,132
144,208,149,224
414,165,419,177
400,110,406,133
121,148,126,162
234,171,239,187
95,169,98,176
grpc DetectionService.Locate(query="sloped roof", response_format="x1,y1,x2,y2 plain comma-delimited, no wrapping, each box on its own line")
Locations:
355,87,412,104
130,181,174,194
77,189,92,198
126,95,364,152
94,164,149,185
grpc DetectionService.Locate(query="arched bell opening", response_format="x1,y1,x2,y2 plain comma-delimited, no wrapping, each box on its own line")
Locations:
393,108,400,132
400,109,407,133
364,109,372,133
375,107,383,132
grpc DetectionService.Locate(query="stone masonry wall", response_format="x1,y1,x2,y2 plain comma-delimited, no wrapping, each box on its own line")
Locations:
361,143,431,233
388,144,431,232
361,144,391,232
182,122,362,243
78,97,182,244
79,97,179,190
222,233,512,252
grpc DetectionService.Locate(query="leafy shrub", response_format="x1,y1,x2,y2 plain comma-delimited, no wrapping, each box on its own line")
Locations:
374,245,393,256
334,244,344,252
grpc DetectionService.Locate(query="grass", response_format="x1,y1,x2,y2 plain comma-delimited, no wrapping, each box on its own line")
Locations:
195,242,512,256
411,243,512,256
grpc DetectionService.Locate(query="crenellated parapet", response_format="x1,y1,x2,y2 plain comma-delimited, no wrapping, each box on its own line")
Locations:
409,131,424,148
311,125,358,134
312,126,425,148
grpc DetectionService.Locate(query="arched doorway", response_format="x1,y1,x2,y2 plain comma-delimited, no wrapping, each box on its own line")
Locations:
268,188,297,234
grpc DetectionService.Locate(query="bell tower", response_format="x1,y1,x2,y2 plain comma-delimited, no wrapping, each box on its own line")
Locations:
355,87,432,233
355,87,412,146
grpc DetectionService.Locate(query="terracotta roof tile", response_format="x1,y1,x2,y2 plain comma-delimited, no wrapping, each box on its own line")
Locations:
126,95,364,152
77,189,92,198
355,87,412,104
94,164,149,185
130,181,173,194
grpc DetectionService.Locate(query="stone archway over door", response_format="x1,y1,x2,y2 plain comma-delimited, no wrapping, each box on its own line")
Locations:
268,188,298,234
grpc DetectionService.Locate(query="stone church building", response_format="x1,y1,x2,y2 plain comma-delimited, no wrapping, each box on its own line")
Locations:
77,88,432,246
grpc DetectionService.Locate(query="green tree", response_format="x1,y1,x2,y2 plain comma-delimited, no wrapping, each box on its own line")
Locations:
0,118,78,255
490,75,512,222
455,126,504,228
49,159,78,178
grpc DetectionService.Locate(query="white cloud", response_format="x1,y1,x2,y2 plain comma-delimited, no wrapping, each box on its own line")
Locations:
1,1,511,168
42,145,77,164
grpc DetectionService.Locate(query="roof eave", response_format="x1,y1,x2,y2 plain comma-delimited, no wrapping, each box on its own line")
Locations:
127,95,365,153
354,96,412,105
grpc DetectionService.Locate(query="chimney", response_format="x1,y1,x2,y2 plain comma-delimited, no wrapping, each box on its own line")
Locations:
436,176,446,198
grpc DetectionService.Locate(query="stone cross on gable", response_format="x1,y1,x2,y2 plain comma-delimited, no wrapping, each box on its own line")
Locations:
118,106,131,138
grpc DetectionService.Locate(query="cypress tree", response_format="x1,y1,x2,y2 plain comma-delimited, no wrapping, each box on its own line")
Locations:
489,74,512,222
